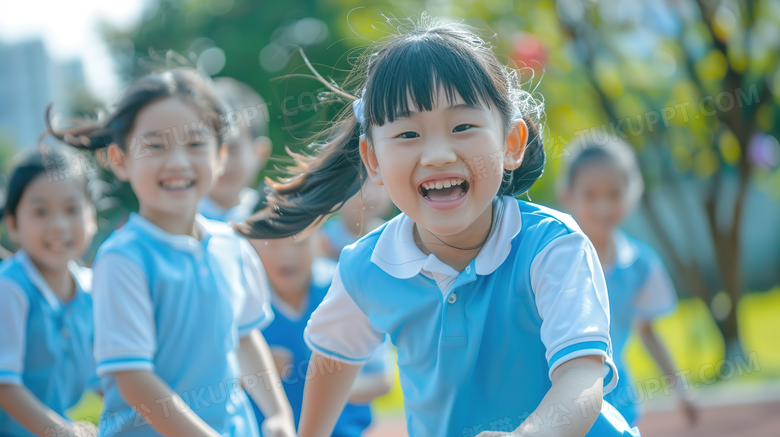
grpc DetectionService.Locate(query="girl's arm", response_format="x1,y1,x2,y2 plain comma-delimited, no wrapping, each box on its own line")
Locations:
0,384,93,437
297,353,363,437
347,371,394,405
637,321,697,424
477,356,604,437
236,329,296,437
113,370,220,437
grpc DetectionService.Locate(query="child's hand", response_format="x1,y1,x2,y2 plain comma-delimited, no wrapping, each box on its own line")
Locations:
71,421,98,437
261,412,297,437
48,421,98,437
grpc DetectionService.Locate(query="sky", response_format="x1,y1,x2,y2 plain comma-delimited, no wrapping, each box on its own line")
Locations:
0,0,149,101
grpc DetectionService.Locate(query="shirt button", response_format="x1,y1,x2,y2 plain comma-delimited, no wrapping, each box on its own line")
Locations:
465,266,471,274
448,293,457,304
60,327,70,340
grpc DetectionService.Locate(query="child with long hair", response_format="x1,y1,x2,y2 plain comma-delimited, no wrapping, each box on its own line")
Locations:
52,68,295,437
0,148,99,437
559,138,697,428
237,16,639,437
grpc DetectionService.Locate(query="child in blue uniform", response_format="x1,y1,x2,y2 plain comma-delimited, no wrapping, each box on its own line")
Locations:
198,77,271,223
250,235,393,436
0,149,98,437
236,17,639,437
53,68,295,437
559,139,697,427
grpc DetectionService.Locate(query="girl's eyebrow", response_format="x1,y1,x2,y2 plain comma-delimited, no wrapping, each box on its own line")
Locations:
28,194,80,204
391,103,485,121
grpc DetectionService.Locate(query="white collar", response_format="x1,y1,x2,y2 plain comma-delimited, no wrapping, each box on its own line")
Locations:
198,187,260,223
126,212,215,254
370,196,522,279
612,229,639,269
15,250,85,311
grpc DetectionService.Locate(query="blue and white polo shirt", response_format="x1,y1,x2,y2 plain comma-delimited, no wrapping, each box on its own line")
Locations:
304,196,637,436
91,213,274,437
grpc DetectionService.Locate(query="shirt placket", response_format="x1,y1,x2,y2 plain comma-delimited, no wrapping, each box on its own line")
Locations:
440,260,477,347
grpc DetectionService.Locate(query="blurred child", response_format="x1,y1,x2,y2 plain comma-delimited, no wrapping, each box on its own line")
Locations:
559,138,697,427
54,68,295,437
198,77,271,223
251,233,393,436
238,18,638,437
319,181,393,260
0,148,99,437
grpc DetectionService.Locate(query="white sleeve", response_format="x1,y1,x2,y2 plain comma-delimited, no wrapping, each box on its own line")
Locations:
92,253,156,376
632,255,678,320
531,232,618,394
0,279,28,385
238,239,274,336
304,264,385,364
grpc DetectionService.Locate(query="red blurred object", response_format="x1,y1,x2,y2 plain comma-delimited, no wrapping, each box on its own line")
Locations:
510,32,548,71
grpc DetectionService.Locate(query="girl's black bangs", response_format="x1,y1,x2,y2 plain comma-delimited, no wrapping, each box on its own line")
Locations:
365,37,502,126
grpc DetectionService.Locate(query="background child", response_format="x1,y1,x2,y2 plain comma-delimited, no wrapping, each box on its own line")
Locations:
559,139,698,428
198,77,271,223
319,181,393,260
237,18,638,437
54,68,295,437
251,232,393,436
0,148,98,437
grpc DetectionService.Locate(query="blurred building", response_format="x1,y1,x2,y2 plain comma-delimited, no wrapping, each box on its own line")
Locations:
0,39,85,149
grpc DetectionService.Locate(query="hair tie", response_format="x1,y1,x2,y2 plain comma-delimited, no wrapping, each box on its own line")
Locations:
352,88,367,136
352,98,365,125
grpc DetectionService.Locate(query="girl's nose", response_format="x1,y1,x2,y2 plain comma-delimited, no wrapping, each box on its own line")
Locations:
48,210,69,231
420,140,458,168
164,144,192,170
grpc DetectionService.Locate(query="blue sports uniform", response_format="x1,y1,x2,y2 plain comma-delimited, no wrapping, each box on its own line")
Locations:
251,258,386,437
91,213,274,437
0,250,97,437
602,230,678,426
304,197,640,436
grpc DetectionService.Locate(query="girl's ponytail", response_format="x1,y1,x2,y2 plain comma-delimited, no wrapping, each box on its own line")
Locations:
236,111,366,239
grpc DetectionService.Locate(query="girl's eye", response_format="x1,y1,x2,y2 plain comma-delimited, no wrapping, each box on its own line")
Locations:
395,131,420,139
191,142,207,147
149,143,165,150
453,124,474,133
35,208,47,217
67,205,79,215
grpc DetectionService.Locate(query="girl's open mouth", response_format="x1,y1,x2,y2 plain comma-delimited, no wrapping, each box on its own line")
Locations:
418,177,470,210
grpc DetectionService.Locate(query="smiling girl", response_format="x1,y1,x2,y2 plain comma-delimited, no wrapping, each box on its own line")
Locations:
52,68,295,437
237,17,639,437
0,149,98,437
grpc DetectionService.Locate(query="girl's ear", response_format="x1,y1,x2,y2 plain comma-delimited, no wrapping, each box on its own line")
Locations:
504,119,529,170
5,214,18,242
359,137,384,186
558,187,572,210
254,136,272,166
217,142,229,177
108,144,130,181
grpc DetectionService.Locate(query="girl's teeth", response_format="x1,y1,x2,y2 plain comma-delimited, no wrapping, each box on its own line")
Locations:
422,179,466,190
